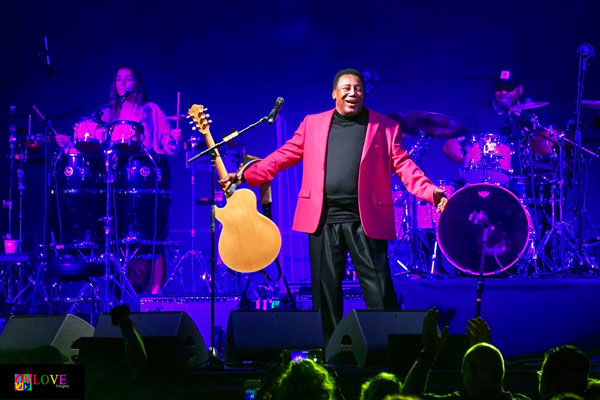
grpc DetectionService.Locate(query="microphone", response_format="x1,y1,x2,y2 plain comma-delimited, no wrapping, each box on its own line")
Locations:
267,97,284,124
119,90,132,105
578,42,595,58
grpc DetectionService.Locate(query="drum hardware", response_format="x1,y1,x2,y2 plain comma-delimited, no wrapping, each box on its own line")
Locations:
157,134,221,294
98,138,138,309
391,133,443,277
0,255,48,312
160,249,213,294
565,43,600,273
532,122,598,273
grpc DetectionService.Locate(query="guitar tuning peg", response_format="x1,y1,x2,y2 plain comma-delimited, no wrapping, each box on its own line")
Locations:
186,115,191,119
191,127,196,131
208,120,213,124
188,120,194,125
203,108,208,112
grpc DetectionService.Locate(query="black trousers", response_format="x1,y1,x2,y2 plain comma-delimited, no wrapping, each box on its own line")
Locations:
308,221,399,337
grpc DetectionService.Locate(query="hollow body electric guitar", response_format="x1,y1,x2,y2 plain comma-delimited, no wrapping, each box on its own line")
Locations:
187,104,282,273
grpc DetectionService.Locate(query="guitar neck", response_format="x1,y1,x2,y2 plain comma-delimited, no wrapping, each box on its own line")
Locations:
202,132,229,180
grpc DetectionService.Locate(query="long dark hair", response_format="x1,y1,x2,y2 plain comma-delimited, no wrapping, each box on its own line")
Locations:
108,65,149,121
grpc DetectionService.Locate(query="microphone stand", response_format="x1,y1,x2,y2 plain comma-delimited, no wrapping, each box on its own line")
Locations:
475,225,493,318
187,113,272,366
571,45,599,272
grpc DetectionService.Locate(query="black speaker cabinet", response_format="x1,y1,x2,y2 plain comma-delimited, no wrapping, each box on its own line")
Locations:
325,310,427,367
225,310,324,363
89,311,208,368
0,314,94,362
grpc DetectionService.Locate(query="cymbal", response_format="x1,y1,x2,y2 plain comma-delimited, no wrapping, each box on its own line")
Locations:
389,111,469,138
509,101,549,112
582,100,600,110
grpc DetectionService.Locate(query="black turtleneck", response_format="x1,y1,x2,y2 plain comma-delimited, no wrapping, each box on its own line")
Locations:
323,108,369,223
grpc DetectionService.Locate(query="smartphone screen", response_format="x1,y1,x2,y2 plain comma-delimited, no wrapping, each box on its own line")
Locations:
288,349,323,363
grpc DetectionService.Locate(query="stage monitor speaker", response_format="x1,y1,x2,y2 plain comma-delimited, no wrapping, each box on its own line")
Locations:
92,311,208,368
0,314,94,363
225,310,324,363
139,295,240,350
325,310,427,367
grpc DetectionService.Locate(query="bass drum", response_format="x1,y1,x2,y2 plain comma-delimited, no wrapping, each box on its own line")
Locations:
52,151,105,246
436,183,531,275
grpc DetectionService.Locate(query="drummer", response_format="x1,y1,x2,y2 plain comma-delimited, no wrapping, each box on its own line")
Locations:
442,67,529,175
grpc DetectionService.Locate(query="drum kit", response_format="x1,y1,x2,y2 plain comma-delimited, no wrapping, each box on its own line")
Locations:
389,101,599,278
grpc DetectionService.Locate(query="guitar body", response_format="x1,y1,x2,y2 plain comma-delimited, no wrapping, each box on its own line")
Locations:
187,104,282,273
215,189,282,273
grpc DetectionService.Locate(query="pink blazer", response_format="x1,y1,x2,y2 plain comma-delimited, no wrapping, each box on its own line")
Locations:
244,108,437,240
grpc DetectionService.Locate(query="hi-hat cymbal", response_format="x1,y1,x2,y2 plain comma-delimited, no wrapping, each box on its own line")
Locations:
509,101,549,112
582,100,600,110
388,111,469,138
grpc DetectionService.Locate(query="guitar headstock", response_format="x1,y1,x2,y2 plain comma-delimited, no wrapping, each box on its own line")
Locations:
187,104,212,136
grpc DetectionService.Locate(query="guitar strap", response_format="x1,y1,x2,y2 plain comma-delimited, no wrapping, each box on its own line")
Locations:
236,155,273,220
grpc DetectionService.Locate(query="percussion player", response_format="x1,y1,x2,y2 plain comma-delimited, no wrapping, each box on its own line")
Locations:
103,65,183,294
56,66,183,294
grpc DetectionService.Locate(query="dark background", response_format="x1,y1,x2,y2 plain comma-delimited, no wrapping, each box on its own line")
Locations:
1,0,598,285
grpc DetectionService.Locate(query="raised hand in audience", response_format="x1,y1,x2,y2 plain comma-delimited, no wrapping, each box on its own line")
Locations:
465,317,491,346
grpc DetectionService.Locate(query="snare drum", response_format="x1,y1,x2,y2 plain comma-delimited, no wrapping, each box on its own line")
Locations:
73,118,107,152
113,153,170,242
52,152,105,246
437,183,531,275
462,133,512,185
109,120,144,152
